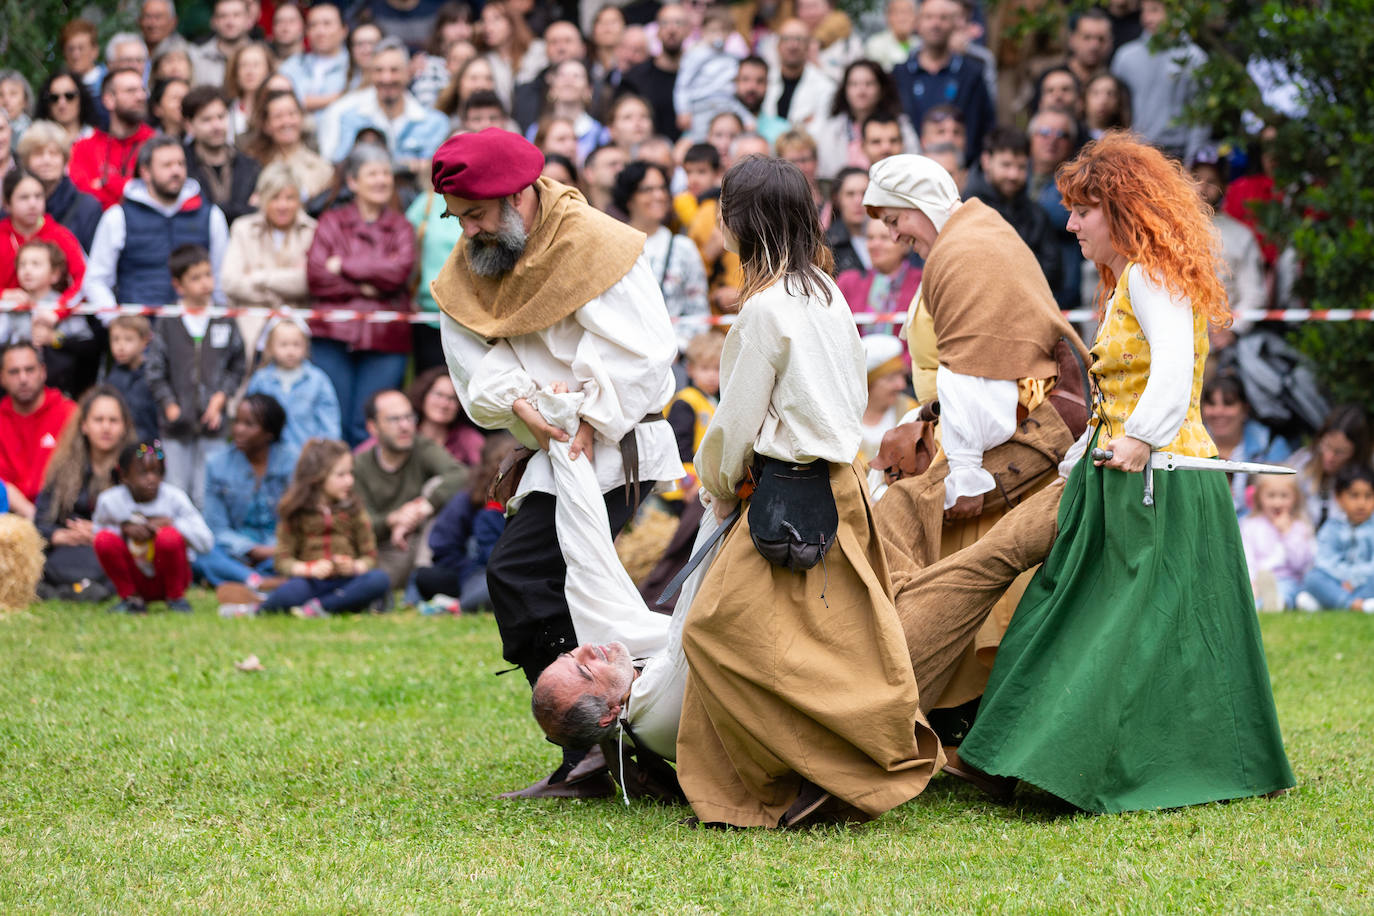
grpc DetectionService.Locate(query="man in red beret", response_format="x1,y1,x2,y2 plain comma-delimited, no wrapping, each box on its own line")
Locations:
430,128,685,798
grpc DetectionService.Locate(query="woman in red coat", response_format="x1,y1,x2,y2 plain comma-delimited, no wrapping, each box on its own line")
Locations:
306,143,417,444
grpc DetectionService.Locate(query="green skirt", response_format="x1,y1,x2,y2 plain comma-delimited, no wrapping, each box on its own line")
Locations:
958,433,1296,813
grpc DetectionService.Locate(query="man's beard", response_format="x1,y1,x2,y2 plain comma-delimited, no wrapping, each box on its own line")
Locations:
464,200,528,277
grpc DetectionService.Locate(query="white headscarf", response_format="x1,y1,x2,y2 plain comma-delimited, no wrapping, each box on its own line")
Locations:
862,154,961,233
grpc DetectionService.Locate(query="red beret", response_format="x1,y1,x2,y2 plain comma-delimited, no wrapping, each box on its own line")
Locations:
431,128,545,200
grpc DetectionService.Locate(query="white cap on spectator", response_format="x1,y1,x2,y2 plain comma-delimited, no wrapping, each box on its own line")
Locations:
862,333,905,382
863,154,961,233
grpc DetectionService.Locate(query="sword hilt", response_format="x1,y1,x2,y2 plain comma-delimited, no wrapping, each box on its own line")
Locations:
1090,449,1154,506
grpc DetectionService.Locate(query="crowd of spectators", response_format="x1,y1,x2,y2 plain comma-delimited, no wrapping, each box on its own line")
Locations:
0,0,1367,615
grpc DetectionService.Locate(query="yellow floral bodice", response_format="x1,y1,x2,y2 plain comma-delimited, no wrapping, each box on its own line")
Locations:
1088,266,1216,458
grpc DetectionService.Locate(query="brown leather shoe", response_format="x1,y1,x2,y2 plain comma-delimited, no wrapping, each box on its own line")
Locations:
942,747,1017,802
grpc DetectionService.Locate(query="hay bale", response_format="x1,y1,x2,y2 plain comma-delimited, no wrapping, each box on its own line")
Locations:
0,515,45,610
614,505,680,585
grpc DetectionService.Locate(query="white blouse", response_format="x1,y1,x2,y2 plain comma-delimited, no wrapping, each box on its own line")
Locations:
694,272,867,504
441,254,684,509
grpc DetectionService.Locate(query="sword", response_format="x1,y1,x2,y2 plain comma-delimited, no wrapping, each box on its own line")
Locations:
655,504,740,607
1091,448,1296,507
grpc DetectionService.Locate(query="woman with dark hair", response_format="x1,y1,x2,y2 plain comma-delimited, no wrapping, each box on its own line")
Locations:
1201,372,1294,515
1287,404,1372,529
475,0,536,108
306,143,416,444
243,89,334,201
197,393,298,596
675,156,941,829
34,385,136,601
34,71,101,146
539,151,576,186
149,77,190,139
1083,73,1131,139
613,160,708,352
411,2,474,108
406,366,485,466
813,59,917,180
956,133,1294,812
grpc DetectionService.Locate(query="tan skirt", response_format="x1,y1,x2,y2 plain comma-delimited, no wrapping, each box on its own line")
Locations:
676,461,943,827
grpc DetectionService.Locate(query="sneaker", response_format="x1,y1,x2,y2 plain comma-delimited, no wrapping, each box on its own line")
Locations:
416,598,444,616
219,602,260,618
293,598,330,619
1294,591,1322,613
110,596,147,614
216,582,263,605
166,597,193,614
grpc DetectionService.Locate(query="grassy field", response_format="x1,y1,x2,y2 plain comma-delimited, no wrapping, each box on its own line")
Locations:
1,597,1371,914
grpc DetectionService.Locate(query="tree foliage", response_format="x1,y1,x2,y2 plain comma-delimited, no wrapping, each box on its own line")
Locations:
1,1,133,92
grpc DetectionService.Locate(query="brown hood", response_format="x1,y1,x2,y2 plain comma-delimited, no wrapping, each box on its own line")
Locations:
431,177,647,338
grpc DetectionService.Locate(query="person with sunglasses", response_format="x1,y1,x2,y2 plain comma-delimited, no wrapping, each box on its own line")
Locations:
1028,106,1084,309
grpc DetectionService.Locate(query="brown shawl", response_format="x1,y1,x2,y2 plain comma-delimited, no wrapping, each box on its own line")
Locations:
920,198,1087,380
430,177,646,338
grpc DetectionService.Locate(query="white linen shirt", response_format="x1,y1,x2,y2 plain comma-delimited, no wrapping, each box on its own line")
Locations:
694,272,867,503
441,253,683,509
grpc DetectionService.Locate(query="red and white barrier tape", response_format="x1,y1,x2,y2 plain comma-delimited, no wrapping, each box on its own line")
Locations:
1,302,1370,326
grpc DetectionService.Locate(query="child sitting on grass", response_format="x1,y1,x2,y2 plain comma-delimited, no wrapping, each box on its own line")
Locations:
1296,464,1374,613
92,441,214,614
1240,474,1315,612
259,438,390,618
662,331,722,507
243,320,341,453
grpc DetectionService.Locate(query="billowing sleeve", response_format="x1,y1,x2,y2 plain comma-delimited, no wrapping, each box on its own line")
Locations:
936,365,1019,508
694,325,776,502
439,312,538,439
1123,266,1195,448
569,256,678,442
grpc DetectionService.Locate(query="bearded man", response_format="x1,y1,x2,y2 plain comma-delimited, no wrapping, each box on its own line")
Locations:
431,129,684,798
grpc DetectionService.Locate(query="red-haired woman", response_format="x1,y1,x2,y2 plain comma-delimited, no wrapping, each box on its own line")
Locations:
957,133,1295,813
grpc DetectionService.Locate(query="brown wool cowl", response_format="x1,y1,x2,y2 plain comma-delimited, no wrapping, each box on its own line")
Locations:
431,177,647,338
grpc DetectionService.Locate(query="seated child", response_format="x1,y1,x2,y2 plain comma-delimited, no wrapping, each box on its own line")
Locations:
1296,464,1374,612
1239,474,1315,611
104,315,161,444
92,441,214,614
143,244,246,508
674,10,743,140
0,240,100,397
244,320,342,454
413,432,516,615
260,438,390,617
662,331,721,507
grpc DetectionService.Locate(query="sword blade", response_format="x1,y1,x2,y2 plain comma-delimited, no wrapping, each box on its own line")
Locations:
1150,452,1297,476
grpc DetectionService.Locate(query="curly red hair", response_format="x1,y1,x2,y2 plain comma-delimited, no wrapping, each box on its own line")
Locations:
1057,131,1230,327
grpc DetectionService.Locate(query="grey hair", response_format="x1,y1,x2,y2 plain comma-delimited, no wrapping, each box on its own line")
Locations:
531,685,617,750
343,140,393,177
0,70,34,113
105,31,146,64
372,35,410,61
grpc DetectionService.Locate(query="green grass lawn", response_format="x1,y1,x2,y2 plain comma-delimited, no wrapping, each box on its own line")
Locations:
1,597,1371,914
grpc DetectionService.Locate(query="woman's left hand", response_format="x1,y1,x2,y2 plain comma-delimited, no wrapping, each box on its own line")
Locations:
1099,436,1152,473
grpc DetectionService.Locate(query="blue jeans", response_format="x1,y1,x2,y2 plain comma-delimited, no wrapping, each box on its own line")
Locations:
310,339,408,446
193,545,274,587
260,570,391,614
1301,568,1374,610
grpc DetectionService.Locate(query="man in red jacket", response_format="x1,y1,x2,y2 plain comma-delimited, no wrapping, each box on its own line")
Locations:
0,343,77,509
69,69,156,210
